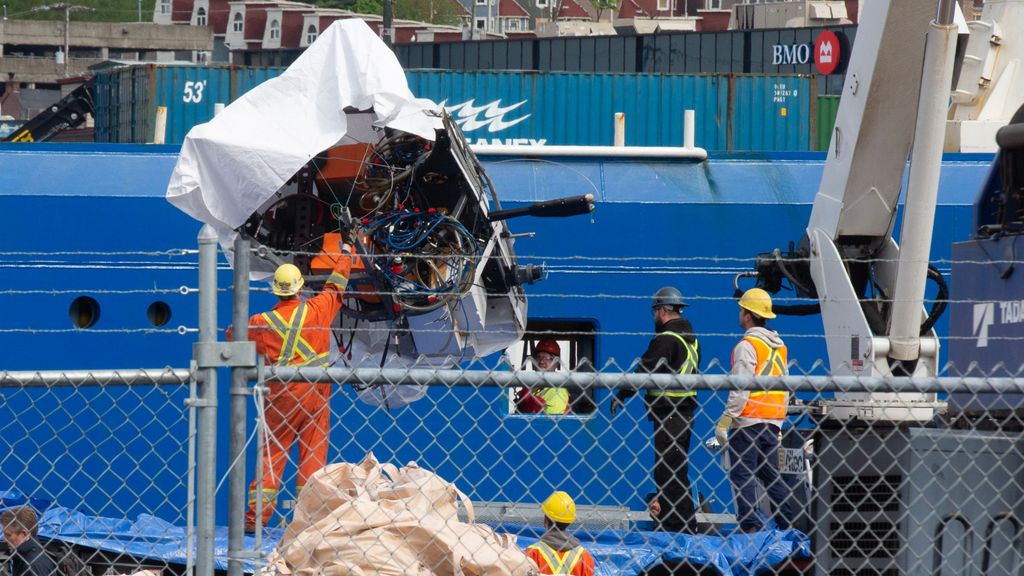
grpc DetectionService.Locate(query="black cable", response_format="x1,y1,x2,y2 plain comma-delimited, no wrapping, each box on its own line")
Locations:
919,264,948,335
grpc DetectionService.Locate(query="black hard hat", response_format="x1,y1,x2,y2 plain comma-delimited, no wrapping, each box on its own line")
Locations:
652,286,687,309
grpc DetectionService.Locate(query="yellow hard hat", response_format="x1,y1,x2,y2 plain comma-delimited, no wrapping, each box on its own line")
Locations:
739,288,776,319
540,491,577,524
272,264,305,296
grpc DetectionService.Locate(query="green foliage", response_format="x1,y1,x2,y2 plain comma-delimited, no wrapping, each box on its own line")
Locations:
3,0,156,22
591,0,617,20
313,0,462,26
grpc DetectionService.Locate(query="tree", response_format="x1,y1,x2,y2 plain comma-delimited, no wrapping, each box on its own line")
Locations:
591,0,618,21
394,0,464,26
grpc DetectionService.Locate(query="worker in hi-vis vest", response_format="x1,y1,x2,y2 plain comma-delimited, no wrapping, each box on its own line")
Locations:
610,286,701,533
229,245,353,532
715,288,796,532
525,492,595,576
516,338,571,414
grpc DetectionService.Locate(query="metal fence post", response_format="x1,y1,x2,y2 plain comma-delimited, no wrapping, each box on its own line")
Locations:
228,234,251,576
196,224,219,576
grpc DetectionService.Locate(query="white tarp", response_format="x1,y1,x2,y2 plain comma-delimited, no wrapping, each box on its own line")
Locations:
165,19,442,242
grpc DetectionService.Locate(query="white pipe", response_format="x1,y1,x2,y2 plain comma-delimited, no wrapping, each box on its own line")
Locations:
153,105,168,144
888,16,958,363
471,144,708,160
613,112,625,146
684,109,695,149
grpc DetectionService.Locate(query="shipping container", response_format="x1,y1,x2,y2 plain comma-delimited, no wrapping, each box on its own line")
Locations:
95,65,233,144
730,75,814,152
94,65,817,151
405,71,730,149
396,26,856,95
815,94,840,151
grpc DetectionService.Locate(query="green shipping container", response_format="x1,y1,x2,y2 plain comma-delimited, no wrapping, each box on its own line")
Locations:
815,95,840,151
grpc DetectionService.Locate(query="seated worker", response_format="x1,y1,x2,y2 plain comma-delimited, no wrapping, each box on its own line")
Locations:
526,491,595,576
1,506,57,576
516,339,571,414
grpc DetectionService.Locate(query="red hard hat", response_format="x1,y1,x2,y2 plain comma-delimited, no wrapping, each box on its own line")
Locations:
535,339,561,357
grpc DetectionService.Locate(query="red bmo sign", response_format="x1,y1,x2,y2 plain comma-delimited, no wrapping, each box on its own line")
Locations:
815,31,840,75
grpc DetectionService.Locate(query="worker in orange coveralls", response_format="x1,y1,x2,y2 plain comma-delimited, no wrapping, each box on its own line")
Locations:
526,492,596,576
231,245,352,532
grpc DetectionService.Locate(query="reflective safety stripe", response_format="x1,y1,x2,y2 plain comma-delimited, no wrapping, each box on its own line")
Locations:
326,271,349,290
247,488,278,505
739,335,788,419
527,542,585,575
647,331,699,397
260,304,329,367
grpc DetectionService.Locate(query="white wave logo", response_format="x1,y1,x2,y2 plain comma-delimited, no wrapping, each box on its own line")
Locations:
440,98,531,133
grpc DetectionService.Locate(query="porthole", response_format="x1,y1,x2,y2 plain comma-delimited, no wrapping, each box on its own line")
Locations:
69,296,100,329
147,301,172,327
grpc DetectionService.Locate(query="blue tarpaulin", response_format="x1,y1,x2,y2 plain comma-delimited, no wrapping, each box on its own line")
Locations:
1,492,809,576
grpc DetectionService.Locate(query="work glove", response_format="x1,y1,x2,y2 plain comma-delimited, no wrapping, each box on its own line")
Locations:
715,415,733,446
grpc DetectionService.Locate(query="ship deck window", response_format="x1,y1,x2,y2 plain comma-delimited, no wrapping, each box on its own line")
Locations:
505,320,597,416
69,296,100,329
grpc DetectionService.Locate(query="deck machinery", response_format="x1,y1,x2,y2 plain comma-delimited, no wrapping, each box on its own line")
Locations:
736,0,1024,573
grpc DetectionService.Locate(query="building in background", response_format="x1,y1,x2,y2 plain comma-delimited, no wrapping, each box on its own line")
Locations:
0,19,212,88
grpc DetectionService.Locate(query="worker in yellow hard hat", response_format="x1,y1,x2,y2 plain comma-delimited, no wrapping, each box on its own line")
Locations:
712,287,796,533
525,492,595,576
227,248,354,533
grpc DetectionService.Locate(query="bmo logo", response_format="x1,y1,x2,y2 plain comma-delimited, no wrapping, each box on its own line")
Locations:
771,43,811,65
815,31,841,75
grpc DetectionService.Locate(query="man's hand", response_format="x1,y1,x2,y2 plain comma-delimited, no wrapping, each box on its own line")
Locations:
609,395,626,416
648,497,661,518
714,415,733,446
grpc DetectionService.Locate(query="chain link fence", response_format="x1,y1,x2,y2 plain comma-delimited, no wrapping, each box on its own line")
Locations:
2,230,1023,576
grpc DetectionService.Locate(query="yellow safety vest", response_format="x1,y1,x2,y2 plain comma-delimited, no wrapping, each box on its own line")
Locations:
647,331,699,398
527,542,586,575
535,387,570,414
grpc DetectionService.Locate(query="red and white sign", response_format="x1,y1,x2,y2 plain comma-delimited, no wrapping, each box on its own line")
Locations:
814,31,840,75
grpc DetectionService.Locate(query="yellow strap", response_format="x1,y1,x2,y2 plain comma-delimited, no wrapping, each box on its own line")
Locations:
648,331,699,397
528,543,584,574
261,305,325,366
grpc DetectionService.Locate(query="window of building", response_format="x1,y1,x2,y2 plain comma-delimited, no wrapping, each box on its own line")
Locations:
270,19,280,40
306,24,318,44
232,12,244,32
505,320,598,417
507,18,519,30
475,17,486,28
160,0,171,15
657,0,670,10
196,7,207,26
476,0,487,6
536,0,548,7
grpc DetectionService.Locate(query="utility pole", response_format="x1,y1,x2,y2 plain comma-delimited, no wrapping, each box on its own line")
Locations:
30,3,95,77
137,0,142,22
382,0,393,47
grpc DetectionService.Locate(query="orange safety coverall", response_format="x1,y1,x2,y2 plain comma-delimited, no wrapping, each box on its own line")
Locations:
526,542,595,576
234,254,352,528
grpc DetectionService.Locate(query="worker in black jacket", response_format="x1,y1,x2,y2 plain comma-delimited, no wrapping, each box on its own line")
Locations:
1,507,57,576
611,287,701,533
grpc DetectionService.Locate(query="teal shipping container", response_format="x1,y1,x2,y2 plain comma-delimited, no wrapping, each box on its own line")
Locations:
730,75,814,151
94,65,233,144
94,65,816,151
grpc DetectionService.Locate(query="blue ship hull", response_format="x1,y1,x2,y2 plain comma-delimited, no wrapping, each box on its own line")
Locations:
0,144,993,525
